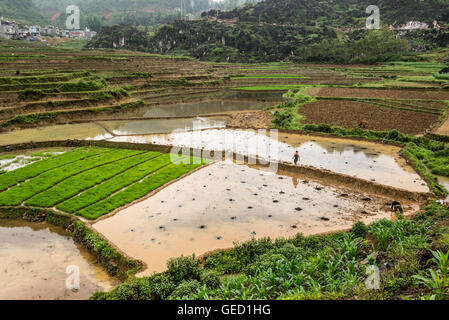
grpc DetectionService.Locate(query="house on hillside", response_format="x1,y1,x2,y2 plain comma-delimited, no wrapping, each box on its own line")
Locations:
44,25,58,36
0,17,18,39
29,26,41,36
84,28,97,40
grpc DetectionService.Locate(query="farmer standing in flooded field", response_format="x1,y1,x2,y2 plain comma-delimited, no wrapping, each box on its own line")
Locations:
293,151,300,165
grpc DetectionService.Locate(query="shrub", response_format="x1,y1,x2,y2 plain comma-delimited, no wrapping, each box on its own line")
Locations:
166,255,201,284
18,88,45,100
169,280,201,299
148,273,176,299
199,269,222,288
351,221,369,238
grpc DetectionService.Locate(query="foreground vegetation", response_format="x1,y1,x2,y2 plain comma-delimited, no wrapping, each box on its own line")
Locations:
92,202,449,300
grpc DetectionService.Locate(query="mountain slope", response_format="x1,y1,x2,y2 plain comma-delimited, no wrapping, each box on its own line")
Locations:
0,0,45,24
210,0,449,26
87,0,449,62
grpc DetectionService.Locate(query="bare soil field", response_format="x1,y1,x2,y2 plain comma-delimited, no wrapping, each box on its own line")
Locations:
307,87,449,100
299,100,439,135
227,111,273,128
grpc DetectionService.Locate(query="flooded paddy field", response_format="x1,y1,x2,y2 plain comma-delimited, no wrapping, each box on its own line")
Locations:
0,148,67,172
93,160,418,275
437,176,449,202
0,123,113,146
109,128,428,192
0,219,117,300
142,100,278,118
98,116,229,136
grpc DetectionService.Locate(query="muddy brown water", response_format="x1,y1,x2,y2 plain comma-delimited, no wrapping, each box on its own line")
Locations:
93,160,418,275
437,175,449,202
143,100,277,118
0,219,118,300
108,128,428,192
99,116,229,136
0,123,113,146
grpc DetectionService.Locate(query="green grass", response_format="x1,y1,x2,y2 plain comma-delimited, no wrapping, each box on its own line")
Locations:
424,148,449,177
434,73,449,80
57,153,174,213
77,157,207,220
0,148,139,206
0,154,17,160
1,100,145,128
24,151,158,208
53,40,88,51
92,208,445,300
0,147,104,192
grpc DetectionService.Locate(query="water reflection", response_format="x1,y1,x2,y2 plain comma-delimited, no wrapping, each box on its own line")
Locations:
109,129,428,192
144,100,277,118
100,116,229,136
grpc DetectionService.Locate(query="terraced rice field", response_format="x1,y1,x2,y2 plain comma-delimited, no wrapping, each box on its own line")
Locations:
1,41,449,300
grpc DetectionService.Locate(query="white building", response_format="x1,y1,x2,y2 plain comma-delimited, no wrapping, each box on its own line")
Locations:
29,26,41,36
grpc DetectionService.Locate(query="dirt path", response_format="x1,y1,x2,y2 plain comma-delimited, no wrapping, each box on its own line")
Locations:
434,114,449,136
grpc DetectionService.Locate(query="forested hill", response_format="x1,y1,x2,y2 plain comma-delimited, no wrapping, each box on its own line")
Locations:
0,0,45,24
87,0,449,63
208,0,449,27
31,0,263,30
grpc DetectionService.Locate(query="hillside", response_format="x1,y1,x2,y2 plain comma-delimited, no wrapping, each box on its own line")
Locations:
209,0,449,27
0,0,45,24
31,0,262,30
87,0,449,63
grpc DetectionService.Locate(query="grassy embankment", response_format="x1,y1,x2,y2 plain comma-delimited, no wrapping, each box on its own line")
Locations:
91,202,449,300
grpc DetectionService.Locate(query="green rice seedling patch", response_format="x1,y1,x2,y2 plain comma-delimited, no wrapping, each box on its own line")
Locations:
434,73,449,80
0,148,138,206
77,157,208,220
57,153,174,213
0,154,17,160
25,151,158,208
0,147,105,192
